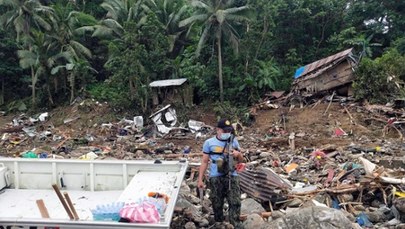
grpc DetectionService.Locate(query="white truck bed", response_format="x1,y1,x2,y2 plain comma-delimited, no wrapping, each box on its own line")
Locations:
0,189,121,219
0,158,188,229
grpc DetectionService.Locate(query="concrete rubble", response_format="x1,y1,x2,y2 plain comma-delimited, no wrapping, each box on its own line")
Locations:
1,97,405,228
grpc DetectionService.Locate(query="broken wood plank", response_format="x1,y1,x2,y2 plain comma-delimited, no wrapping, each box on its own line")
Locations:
343,106,356,125
52,184,74,220
323,91,336,115
64,192,79,220
36,199,50,218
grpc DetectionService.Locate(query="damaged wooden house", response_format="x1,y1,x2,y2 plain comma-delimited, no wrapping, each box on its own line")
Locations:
292,48,358,97
149,78,193,106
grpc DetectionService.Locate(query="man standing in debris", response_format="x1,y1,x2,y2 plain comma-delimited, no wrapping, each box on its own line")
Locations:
198,118,244,228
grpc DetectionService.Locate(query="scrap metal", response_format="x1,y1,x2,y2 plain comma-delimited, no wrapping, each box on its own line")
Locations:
239,167,292,202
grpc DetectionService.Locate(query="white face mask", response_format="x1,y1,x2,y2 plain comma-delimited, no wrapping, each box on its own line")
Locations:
220,133,231,140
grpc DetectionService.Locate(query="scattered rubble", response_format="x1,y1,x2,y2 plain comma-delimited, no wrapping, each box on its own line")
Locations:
268,206,353,229
2,96,405,228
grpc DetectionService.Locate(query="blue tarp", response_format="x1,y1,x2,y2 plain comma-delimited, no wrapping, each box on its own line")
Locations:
294,66,305,79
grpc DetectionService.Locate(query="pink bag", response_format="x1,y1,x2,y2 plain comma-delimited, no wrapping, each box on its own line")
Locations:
120,202,160,223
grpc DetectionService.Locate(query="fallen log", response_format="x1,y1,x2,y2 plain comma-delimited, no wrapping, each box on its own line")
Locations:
289,183,380,196
0,126,23,133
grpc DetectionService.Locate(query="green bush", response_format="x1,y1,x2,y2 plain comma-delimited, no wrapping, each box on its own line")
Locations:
87,82,132,109
353,57,399,103
212,101,252,125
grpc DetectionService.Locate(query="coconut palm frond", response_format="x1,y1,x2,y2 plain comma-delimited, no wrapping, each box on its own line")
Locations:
179,14,208,27
70,40,92,59
195,25,211,56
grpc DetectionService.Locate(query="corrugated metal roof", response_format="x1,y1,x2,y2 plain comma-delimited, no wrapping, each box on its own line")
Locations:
239,167,292,202
295,48,353,79
149,78,187,87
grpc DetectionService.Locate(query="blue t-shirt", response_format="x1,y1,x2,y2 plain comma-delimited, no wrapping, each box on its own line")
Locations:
203,136,240,177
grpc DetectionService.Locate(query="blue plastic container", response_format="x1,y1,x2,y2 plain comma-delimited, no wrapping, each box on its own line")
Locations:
356,212,373,227
91,202,124,221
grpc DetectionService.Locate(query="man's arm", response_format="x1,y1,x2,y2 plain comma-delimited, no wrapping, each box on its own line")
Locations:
232,139,244,163
197,154,210,189
232,149,244,163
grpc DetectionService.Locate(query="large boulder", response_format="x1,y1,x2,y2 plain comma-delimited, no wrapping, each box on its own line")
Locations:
176,194,202,222
243,213,266,229
394,198,405,213
263,206,352,229
241,198,266,214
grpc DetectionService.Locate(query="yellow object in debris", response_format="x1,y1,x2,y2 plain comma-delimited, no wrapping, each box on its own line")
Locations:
9,140,21,145
316,155,322,160
375,146,381,152
395,191,405,197
79,152,98,160
284,163,299,173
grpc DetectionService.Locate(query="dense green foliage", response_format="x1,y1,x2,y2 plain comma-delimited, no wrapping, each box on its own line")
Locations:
0,0,404,112
353,48,405,103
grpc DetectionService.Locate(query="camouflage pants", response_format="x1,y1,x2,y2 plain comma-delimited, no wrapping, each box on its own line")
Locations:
209,176,243,229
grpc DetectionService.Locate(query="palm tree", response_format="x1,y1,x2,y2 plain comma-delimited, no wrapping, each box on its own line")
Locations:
17,30,52,105
0,0,54,107
46,3,94,104
52,58,97,104
143,0,191,56
85,0,147,38
0,0,53,42
179,0,250,102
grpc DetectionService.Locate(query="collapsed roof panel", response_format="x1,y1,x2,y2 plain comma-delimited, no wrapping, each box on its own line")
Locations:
149,78,188,88
239,167,292,202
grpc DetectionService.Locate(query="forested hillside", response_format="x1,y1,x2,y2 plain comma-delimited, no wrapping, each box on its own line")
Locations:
0,0,404,113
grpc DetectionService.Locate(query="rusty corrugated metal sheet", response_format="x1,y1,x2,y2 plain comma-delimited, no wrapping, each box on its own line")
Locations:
239,167,292,202
297,48,353,79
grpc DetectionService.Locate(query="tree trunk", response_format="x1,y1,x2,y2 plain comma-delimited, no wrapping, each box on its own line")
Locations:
129,77,136,100
47,78,54,106
70,74,75,104
254,18,268,60
0,76,4,105
47,84,54,105
217,35,224,102
54,75,58,94
63,73,67,94
31,66,36,109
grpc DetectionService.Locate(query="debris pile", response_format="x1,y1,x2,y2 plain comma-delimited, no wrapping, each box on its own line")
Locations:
171,97,405,228
1,96,405,228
